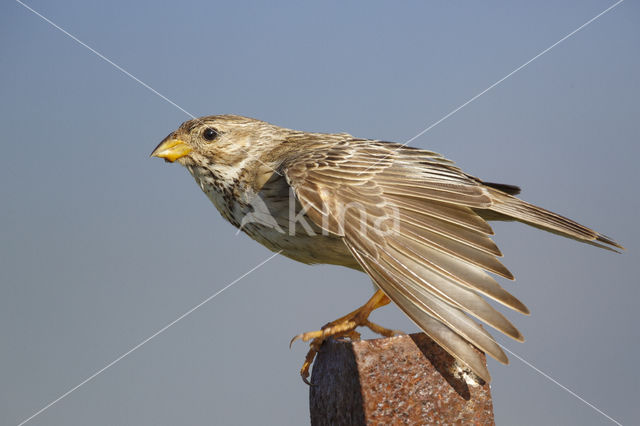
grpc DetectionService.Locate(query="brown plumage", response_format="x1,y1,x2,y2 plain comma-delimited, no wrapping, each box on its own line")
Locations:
151,115,622,383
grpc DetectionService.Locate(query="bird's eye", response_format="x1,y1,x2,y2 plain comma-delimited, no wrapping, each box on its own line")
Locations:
203,127,218,141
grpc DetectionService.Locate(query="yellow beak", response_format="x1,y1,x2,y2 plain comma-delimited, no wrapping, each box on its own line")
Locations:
150,137,192,162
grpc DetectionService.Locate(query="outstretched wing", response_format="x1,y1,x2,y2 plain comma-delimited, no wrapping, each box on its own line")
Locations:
282,137,528,382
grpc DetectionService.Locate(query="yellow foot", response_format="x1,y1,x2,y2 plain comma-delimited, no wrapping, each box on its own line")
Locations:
289,290,401,385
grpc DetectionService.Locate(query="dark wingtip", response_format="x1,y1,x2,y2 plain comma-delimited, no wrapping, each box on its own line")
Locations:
596,234,625,251
514,300,531,316
482,181,521,195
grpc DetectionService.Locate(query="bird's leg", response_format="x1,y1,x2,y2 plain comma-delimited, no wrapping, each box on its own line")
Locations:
290,289,400,384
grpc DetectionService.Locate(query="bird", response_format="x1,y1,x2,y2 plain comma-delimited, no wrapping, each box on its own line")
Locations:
151,114,622,384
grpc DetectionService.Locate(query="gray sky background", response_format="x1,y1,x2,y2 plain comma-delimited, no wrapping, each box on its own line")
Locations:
1,1,638,425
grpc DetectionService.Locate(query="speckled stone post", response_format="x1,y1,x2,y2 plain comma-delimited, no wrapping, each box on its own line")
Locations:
309,333,495,425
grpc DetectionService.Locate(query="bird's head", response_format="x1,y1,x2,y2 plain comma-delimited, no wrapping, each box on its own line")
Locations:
150,115,280,168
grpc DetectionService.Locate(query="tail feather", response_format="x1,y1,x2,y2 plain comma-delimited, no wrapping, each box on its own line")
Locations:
484,188,624,250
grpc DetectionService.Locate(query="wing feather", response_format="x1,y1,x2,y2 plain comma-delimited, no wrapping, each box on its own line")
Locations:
397,213,502,256
282,137,619,381
341,208,523,341
385,193,494,234
282,141,524,380
348,243,494,383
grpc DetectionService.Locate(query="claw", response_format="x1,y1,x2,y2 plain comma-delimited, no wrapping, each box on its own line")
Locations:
290,330,325,348
290,290,395,384
299,338,323,385
289,334,301,348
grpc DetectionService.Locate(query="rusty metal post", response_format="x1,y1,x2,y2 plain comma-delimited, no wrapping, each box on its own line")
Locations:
309,333,495,425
